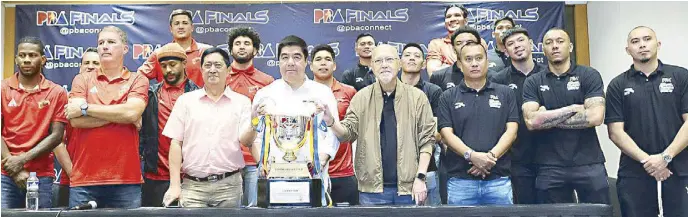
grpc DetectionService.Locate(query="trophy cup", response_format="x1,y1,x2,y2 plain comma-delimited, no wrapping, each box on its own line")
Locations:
256,104,325,208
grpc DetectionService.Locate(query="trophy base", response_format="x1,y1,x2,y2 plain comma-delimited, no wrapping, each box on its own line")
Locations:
257,178,322,208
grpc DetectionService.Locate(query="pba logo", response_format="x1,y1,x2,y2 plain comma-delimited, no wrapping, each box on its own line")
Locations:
190,10,269,25
313,8,409,24
36,11,135,26
466,7,539,23
43,45,86,60
132,44,163,60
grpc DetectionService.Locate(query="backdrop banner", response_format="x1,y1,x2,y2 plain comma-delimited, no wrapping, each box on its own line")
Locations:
14,2,563,183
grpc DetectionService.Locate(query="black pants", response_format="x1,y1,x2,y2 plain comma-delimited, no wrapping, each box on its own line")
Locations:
56,184,70,207
536,164,609,204
511,163,537,204
141,178,170,207
330,176,359,205
617,176,688,217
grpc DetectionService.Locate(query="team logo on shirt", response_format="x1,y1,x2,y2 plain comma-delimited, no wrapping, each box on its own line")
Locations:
659,77,674,93
489,62,497,68
355,77,364,83
446,83,456,89
539,85,550,92
38,100,50,109
89,86,98,94
623,88,635,96
489,95,501,108
7,98,18,107
508,83,518,90
454,102,465,109
567,76,580,91
248,86,260,93
336,97,346,103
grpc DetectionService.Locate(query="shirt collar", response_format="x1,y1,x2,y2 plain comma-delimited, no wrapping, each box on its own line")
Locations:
173,38,200,53
7,72,50,91
510,61,542,76
443,35,452,44
331,79,343,91
545,61,577,77
199,86,235,101
458,79,494,93
97,67,131,81
414,79,425,89
230,65,256,75
163,78,187,90
629,60,665,77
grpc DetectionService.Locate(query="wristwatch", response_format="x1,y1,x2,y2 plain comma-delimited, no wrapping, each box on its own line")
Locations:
416,173,426,181
661,152,673,164
80,103,89,116
464,150,473,161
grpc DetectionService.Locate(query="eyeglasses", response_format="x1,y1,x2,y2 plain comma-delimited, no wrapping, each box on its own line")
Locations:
373,57,398,65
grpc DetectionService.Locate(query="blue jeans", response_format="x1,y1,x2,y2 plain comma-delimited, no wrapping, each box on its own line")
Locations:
69,184,141,209
359,186,414,205
1,175,53,209
425,172,441,206
447,176,513,205
241,165,258,207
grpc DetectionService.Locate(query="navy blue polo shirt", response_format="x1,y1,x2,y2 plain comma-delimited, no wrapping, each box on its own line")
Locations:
437,80,519,180
605,60,688,177
491,62,545,165
522,63,606,166
380,90,398,185
341,63,375,91
430,64,464,92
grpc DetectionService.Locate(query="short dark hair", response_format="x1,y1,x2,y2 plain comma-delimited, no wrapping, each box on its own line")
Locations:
444,4,469,18
310,44,335,61
169,9,193,26
226,26,261,52
501,27,530,45
277,35,308,61
493,17,515,30
17,36,45,55
82,47,98,61
544,27,570,40
201,47,231,67
402,43,425,59
451,26,481,48
355,33,375,44
458,41,486,61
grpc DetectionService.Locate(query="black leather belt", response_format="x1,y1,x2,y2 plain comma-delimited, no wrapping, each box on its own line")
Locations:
184,170,239,182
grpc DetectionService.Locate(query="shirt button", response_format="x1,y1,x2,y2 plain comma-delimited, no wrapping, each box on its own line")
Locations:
646,79,649,82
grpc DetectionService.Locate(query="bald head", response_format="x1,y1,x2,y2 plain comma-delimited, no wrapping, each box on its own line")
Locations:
627,26,657,42
371,44,398,60
626,26,660,63
371,44,400,84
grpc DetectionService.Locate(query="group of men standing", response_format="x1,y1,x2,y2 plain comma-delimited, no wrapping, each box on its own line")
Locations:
1,5,686,217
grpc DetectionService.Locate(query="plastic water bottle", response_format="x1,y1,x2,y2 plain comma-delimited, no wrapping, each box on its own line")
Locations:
25,172,39,211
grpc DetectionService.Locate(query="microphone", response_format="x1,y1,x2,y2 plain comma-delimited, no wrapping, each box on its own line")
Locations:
69,201,97,210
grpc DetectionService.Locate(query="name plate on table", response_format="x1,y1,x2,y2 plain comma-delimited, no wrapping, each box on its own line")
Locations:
269,180,311,204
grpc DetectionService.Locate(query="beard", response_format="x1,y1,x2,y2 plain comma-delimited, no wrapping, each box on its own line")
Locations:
378,72,395,84
233,55,253,64
638,57,651,63
164,73,182,85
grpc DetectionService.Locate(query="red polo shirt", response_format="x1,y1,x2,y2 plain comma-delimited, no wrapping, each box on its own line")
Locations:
68,68,149,187
327,79,356,178
137,39,212,87
226,65,274,166
144,79,187,181
1,73,68,178
58,124,75,186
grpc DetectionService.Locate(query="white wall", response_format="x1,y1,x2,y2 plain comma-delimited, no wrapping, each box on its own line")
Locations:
587,1,688,178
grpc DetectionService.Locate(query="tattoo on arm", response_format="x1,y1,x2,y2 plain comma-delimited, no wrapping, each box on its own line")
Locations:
524,104,577,130
557,97,605,129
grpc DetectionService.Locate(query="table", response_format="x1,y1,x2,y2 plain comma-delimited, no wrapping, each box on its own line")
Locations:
3,204,612,217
